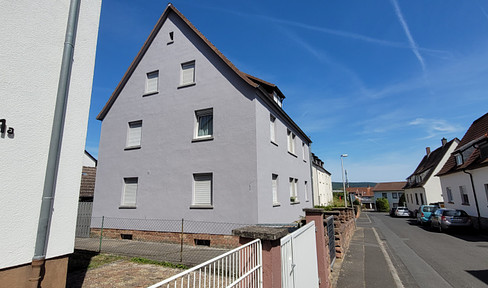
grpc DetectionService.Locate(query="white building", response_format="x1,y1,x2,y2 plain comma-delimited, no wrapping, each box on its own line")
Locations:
403,138,459,214
311,154,333,206
0,1,101,286
437,113,488,230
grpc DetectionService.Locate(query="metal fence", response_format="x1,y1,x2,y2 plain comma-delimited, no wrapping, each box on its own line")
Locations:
75,216,255,266
147,239,262,288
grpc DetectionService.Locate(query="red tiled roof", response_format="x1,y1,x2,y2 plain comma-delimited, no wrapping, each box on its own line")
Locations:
346,187,374,197
80,166,96,198
373,182,406,192
438,113,488,176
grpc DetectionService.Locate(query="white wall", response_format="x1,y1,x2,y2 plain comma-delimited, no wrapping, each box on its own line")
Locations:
0,0,101,269
312,166,332,206
83,151,97,167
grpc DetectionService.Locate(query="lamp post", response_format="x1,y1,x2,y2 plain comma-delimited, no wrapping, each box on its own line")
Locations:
341,154,348,207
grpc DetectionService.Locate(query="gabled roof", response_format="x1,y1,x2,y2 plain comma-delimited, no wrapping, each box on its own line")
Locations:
84,150,97,166
347,187,374,197
96,4,311,143
403,138,458,189
373,182,406,192
437,113,488,176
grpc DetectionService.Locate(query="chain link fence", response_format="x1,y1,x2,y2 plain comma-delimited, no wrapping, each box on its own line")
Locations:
74,216,258,266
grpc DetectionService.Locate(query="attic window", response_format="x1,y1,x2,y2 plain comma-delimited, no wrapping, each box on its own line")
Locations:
455,154,463,166
273,91,282,107
168,31,174,44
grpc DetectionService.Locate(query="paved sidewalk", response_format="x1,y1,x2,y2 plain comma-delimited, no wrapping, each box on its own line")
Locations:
333,212,403,288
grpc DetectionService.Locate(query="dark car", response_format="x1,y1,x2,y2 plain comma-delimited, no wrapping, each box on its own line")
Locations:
430,209,472,232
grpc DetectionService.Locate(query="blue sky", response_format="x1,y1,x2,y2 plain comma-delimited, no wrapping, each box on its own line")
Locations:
86,0,488,182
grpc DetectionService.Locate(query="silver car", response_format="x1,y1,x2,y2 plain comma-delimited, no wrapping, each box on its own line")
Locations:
430,209,472,232
394,207,410,217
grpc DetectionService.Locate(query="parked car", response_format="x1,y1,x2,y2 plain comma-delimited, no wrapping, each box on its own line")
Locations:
394,207,410,217
430,209,472,232
389,207,396,216
417,205,438,225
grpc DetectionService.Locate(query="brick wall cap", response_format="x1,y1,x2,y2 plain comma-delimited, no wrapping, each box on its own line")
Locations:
324,211,341,216
232,226,289,240
303,208,325,214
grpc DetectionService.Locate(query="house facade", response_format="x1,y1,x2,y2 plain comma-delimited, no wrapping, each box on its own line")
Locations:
311,153,333,206
437,113,488,230
92,4,312,236
347,187,375,209
373,182,406,209
403,138,459,214
0,1,101,287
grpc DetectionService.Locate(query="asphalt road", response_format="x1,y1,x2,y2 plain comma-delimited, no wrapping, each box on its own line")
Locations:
367,212,488,288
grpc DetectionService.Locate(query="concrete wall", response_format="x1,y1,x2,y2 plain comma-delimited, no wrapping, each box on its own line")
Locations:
0,0,101,271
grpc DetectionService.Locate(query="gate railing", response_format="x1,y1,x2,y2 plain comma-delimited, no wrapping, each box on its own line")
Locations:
326,215,336,266
147,239,262,288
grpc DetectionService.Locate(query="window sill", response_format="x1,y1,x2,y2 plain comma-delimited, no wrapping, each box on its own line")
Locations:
143,91,158,97
119,205,137,209
273,203,281,207
288,151,297,158
461,203,470,206
167,41,174,45
271,141,278,147
448,201,455,204
124,146,141,151
178,82,196,89
192,136,214,143
190,205,213,209
290,201,300,205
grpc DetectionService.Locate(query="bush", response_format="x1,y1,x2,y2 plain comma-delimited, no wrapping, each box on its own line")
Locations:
353,199,360,205
398,193,406,207
376,198,390,212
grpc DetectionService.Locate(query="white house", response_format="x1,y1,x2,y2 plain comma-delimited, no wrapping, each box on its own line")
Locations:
403,138,459,215
0,1,101,286
437,113,488,230
311,153,333,206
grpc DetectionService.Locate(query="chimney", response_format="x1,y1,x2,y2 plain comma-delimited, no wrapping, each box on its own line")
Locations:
426,147,431,156
441,137,447,146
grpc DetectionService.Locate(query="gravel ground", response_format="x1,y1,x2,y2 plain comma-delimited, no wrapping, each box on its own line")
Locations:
67,260,184,288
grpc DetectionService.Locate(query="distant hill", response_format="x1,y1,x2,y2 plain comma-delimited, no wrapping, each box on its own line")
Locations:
332,182,377,190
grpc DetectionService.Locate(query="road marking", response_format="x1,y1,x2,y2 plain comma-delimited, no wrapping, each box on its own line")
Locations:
364,213,372,223
372,227,404,288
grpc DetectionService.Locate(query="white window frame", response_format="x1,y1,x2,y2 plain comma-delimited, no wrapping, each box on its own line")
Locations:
180,61,195,86
289,177,298,203
446,187,453,202
460,185,469,205
287,130,295,155
455,154,463,166
270,115,276,144
194,108,213,140
145,71,159,94
484,184,488,202
192,173,213,208
121,178,138,207
302,142,307,161
304,181,309,202
126,120,142,148
272,174,279,206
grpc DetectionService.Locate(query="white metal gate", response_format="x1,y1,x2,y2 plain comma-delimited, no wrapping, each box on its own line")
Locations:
76,201,92,237
280,221,319,288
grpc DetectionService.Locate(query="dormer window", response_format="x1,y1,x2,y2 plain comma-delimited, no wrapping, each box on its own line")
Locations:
273,91,282,107
455,154,463,166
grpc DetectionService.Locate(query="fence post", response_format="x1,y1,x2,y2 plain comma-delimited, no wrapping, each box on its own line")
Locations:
180,218,184,262
98,216,104,253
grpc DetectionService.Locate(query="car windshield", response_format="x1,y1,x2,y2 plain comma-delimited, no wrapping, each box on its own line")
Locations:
423,206,436,212
444,210,468,217
397,208,407,211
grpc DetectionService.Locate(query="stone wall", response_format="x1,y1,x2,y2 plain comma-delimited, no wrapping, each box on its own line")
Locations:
90,228,240,249
325,207,356,259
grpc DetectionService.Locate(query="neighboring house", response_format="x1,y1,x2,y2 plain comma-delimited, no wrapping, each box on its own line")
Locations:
437,113,488,230
347,187,375,210
76,151,98,238
403,138,459,214
373,182,407,209
311,153,333,206
0,1,101,287
92,4,313,242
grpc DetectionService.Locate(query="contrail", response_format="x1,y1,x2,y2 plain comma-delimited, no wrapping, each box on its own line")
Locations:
390,0,426,72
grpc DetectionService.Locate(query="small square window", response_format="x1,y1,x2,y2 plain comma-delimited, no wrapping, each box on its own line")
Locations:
194,109,213,139
455,154,463,166
145,71,158,94
181,61,195,86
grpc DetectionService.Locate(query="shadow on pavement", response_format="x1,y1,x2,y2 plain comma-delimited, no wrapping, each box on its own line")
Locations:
466,269,488,285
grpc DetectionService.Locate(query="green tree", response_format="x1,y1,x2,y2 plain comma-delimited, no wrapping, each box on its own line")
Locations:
398,193,406,207
376,198,390,212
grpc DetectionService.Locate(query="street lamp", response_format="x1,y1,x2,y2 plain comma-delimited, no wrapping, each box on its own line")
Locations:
341,154,348,207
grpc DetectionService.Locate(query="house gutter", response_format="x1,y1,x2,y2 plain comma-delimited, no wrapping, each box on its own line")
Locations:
462,169,482,231
31,0,81,285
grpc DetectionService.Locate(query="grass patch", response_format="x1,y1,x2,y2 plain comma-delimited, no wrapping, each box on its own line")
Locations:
130,257,188,269
88,254,128,270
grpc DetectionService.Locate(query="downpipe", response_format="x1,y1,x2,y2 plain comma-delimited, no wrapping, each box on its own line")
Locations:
463,169,482,231
31,0,81,286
